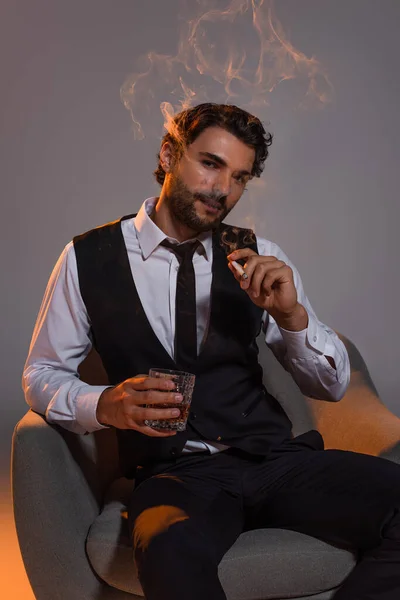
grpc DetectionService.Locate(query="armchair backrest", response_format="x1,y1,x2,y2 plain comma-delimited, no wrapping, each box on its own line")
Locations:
257,330,400,456
306,333,400,455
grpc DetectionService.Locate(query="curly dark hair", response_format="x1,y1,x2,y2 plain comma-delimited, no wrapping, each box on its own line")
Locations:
154,103,273,186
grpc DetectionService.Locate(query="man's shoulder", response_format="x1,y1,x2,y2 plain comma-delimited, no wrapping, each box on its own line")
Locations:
73,217,123,245
255,235,293,265
73,213,137,248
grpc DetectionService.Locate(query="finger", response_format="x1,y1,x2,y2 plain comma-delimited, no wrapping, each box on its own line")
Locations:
229,251,281,267
252,264,287,297
228,257,263,290
228,253,277,270
241,257,285,290
260,266,293,300
136,405,182,421
238,255,263,289
227,248,257,262
127,376,177,392
137,424,177,437
248,263,269,297
227,260,244,282
227,255,257,286
135,390,183,406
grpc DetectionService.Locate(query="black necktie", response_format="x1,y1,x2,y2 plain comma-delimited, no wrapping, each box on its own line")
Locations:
161,239,200,371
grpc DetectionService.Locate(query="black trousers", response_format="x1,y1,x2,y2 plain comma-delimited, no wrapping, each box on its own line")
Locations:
127,431,400,600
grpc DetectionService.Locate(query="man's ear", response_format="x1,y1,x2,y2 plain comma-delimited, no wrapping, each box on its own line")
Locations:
159,142,175,174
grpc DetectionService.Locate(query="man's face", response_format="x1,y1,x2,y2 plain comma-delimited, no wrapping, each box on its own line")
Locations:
161,126,255,232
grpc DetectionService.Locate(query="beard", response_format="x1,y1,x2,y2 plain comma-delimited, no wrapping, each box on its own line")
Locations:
163,171,232,233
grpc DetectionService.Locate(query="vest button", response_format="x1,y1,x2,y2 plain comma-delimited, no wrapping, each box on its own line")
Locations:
190,412,197,420
170,447,178,456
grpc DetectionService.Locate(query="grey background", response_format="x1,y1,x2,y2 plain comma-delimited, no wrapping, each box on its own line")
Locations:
1,0,399,482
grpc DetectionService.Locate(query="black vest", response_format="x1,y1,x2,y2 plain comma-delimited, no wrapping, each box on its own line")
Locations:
73,215,293,477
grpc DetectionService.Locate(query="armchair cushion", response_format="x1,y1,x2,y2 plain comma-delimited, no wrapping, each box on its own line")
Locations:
86,478,356,599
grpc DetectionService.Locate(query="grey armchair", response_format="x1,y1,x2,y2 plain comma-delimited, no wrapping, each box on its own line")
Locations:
12,333,400,600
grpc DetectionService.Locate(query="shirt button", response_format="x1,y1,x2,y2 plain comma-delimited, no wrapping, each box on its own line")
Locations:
170,447,178,456
313,336,317,342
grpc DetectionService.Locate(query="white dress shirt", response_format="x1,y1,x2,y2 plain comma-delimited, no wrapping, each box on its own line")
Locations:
23,197,350,454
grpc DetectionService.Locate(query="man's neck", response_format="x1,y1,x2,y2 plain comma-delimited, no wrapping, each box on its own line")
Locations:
150,196,199,243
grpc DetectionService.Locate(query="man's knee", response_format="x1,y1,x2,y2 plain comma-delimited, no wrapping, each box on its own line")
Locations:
132,505,190,554
132,504,215,584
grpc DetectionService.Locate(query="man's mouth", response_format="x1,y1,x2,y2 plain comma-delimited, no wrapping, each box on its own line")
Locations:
199,198,222,214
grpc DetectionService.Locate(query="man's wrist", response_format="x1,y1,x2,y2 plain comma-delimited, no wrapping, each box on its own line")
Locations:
96,387,114,426
274,303,309,332
71,385,113,432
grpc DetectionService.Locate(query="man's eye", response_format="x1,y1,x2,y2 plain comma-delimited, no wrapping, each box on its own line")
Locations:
202,160,217,168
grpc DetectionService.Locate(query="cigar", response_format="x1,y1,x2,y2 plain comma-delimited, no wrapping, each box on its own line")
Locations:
230,259,248,280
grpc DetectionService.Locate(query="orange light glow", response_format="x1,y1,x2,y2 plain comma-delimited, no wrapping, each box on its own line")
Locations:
133,505,189,552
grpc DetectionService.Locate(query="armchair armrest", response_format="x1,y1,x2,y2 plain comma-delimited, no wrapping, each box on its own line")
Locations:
11,410,122,599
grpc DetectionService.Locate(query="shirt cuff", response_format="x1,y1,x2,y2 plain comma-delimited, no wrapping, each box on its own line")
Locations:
75,385,113,433
278,314,328,359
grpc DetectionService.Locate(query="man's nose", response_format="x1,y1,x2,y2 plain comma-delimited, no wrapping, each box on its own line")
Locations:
213,171,231,197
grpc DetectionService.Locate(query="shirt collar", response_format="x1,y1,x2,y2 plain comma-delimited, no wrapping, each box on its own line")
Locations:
133,197,213,261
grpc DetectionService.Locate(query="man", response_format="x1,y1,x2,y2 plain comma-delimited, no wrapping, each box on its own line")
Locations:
23,103,400,599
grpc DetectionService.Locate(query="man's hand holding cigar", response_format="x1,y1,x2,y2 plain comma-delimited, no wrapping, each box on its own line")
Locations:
227,248,309,332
